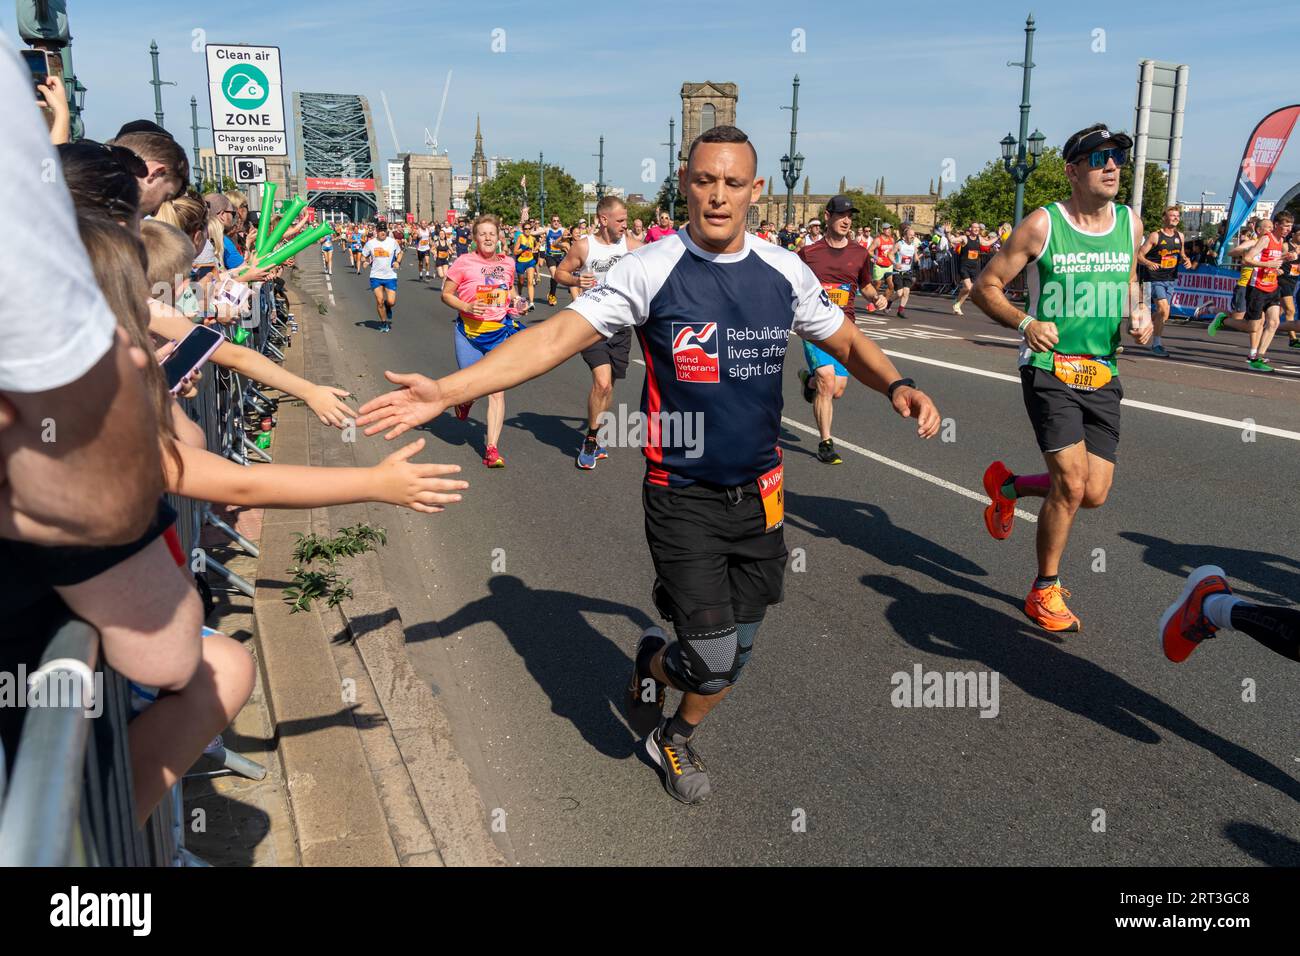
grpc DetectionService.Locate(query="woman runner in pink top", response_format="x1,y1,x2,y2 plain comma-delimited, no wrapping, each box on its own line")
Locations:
442,214,526,468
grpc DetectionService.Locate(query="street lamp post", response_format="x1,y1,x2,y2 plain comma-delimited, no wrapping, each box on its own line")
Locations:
148,40,175,130
189,96,207,188
593,136,605,202
1000,15,1045,225
1199,190,1215,236
661,119,678,221
538,152,547,223
779,75,804,228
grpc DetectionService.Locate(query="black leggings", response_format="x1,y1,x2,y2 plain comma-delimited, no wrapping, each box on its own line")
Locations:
1232,604,1300,663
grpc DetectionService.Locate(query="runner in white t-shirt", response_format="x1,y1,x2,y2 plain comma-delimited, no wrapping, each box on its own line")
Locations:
363,222,403,333
416,223,432,280
891,225,919,319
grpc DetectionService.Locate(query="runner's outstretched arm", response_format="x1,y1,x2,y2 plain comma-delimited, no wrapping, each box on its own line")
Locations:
813,320,942,439
357,309,604,439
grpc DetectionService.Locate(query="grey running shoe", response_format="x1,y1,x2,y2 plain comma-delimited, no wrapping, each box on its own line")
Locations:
624,627,667,736
646,720,711,805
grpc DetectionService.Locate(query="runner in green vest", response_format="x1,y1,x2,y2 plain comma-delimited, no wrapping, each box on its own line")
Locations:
970,124,1152,633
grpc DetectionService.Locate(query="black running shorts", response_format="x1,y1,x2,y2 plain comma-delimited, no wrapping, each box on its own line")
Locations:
643,480,787,625
1245,285,1281,321
893,272,915,289
1020,365,1123,463
580,327,632,380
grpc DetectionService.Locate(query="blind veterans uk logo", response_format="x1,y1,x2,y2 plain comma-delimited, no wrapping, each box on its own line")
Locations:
671,322,719,382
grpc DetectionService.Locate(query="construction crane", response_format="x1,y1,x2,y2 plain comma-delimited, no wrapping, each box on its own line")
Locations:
424,70,452,154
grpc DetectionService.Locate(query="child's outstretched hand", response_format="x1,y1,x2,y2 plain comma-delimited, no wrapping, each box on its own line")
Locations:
373,438,468,514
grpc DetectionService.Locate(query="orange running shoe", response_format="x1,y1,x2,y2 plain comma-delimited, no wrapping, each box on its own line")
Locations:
1024,581,1081,632
982,460,1015,540
1160,565,1231,663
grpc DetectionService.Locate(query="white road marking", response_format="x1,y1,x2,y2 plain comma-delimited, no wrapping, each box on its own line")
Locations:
780,418,1038,521
911,324,955,332
629,357,1036,521
880,349,1300,441
329,294,336,306
975,334,1023,343
1124,352,1300,380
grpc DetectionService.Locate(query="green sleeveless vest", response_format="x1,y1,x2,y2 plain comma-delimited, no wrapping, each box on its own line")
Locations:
1026,202,1133,375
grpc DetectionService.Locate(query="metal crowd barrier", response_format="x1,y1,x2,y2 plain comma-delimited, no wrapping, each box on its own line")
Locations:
0,277,295,868
0,619,184,865
171,278,297,599
908,251,1027,301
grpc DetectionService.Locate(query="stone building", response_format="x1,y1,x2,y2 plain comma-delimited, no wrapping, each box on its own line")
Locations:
751,177,944,231
679,82,738,162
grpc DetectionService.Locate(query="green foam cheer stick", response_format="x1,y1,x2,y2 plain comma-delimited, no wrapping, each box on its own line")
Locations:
258,195,308,260
240,221,333,276
254,182,278,257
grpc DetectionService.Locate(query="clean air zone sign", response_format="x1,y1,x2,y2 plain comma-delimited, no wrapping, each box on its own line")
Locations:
206,44,286,156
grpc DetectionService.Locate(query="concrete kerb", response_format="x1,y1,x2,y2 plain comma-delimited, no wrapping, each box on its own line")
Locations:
285,277,504,866
249,298,401,866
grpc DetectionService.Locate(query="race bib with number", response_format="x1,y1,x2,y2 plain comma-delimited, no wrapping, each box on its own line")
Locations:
757,461,784,533
476,284,509,307
822,282,852,308
1159,253,1178,270
1052,353,1113,392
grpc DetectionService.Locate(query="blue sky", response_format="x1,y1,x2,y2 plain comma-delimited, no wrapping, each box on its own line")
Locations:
18,0,1300,205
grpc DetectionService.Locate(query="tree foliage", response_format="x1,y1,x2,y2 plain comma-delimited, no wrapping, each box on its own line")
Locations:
936,148,1171,232
200,176,237,195
838,189,902,231
477,160,585,225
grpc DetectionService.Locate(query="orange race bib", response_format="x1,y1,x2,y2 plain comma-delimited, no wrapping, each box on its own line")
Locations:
1053,353,1113,392
1160,253,1178,269
757,461,784,532
475,284,509,307
821,282,852,308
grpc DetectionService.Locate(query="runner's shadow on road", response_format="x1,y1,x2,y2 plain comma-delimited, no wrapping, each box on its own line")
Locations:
861,573,1300,808
1222,821,1300,866
354,320,387,331
414,413,482,454
505,411,590,460
419,575,655,758
1119,532,1300,604
777,424,817,460
785,492,1013,609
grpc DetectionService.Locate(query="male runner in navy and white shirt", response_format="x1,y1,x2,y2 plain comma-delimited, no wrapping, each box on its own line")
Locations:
358,126,941,805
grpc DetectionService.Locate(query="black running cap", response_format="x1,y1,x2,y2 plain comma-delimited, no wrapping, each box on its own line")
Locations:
825,194,857,214
1064,127,1134,163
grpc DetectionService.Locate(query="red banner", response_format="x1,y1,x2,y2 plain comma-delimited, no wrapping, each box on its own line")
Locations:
305,177,376,192
305,207,317,223
406,213,415,223
1217,105,1300,264
446,209,457,224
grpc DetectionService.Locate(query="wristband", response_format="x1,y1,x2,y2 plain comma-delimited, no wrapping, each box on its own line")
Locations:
1017,315,1034,333
887,378,916,400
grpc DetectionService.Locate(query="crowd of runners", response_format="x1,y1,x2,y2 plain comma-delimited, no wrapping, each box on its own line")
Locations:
5,22,1296,819
345,122,1300,805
